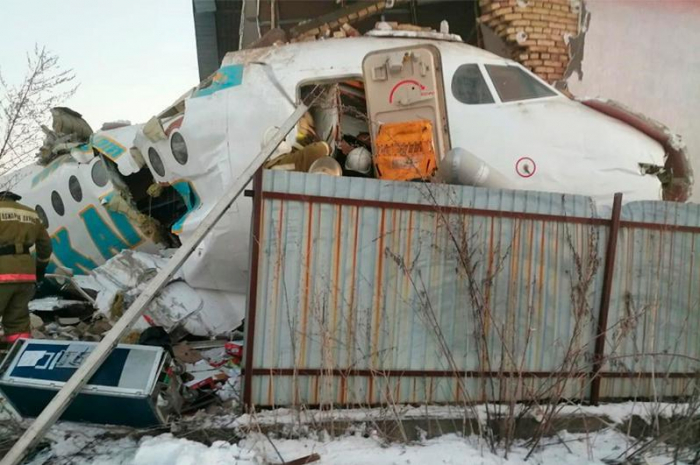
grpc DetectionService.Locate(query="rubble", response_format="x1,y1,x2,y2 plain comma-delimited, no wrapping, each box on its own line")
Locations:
86,249,241,338
37,107,93,165
289,0,408,42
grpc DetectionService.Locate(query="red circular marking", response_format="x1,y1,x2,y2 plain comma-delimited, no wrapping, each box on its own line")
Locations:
388,79,426,103
516,157,536,178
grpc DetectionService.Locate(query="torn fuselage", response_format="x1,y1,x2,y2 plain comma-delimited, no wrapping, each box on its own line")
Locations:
2,36,687,338
2,121,244,336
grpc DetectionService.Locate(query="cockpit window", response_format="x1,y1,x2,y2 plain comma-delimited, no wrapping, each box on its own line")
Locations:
451,64,494,105
485,65,556,103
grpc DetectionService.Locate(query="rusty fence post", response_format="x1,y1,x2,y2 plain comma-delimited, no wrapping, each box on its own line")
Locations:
243,168,264,410
590,192,623,404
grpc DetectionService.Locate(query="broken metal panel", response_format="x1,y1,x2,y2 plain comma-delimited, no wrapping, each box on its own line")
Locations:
93,124,145,176
38,108,93,165
562,0,590,82
580,98,693,202
87,249,243,337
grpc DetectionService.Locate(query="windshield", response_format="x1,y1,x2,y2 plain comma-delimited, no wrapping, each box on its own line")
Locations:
485,65,557,102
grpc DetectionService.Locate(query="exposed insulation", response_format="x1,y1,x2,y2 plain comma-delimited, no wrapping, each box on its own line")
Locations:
478,0,582,83
103,191,167,246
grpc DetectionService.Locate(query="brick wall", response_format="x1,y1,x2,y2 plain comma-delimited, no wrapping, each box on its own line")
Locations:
478,0,581,83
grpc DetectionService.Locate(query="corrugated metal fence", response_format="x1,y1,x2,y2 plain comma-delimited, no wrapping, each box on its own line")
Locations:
243,170,700,408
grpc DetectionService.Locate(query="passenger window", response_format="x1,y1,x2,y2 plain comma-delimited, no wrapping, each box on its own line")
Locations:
69,175,82,202
170,132,188,165
91,159,108,187
149,147,166,177
35,205,49,228
51,191,65,216
485,65,556,102
451,64,494,105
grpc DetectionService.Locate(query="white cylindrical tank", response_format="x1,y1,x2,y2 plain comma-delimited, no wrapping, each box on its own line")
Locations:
439,148,510,188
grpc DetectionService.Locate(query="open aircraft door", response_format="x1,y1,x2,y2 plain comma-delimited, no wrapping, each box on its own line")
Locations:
362,45,451,181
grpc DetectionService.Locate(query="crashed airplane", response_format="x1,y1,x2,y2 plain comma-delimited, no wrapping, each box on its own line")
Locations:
1,33,692,337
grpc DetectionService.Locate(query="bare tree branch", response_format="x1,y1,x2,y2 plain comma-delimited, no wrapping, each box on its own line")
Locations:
0,45,77,178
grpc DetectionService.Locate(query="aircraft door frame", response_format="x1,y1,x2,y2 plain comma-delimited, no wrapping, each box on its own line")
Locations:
362,44,452,161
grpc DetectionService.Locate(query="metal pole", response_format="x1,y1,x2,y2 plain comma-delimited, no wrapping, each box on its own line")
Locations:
243,168,263,410
270,0,276,30
1,104,308,465
590,192,623,405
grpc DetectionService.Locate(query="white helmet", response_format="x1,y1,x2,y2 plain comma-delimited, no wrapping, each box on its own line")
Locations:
261,126,292,159
345,147,372,174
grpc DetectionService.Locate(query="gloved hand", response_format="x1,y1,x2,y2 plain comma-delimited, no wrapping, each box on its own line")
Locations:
36,264,47,283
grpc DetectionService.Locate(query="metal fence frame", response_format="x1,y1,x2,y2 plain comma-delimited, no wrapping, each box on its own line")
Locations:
243,170,700,409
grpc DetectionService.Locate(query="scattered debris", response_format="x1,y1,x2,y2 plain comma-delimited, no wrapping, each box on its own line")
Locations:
289,0,409,42
37,107,92,165
172,342,203,364
0,338,182,427
273,453,321,465
86,249,242,337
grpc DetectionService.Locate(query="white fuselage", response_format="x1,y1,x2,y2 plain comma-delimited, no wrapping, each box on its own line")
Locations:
3,37,667,334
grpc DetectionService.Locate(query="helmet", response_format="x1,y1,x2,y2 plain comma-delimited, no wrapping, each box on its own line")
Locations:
309,157,342,176
0,191,21,201
344,147,372,174
261,126,292,159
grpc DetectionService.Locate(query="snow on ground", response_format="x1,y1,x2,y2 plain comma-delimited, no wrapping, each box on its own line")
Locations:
12,401,692,465
21,427,684,465
243,428,662,465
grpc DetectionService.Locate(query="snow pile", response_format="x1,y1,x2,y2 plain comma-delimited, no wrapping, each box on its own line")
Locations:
14,402,694,464
132,435,256,465
204,401,687,430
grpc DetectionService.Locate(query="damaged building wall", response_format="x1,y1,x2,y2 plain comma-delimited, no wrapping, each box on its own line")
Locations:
478,0,582,84
566,0,700,202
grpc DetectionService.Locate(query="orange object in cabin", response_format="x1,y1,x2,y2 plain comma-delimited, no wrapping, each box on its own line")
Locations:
373,120,437,181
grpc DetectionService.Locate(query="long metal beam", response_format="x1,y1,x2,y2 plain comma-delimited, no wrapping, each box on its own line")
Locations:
1,104,308,465
590,192,623,405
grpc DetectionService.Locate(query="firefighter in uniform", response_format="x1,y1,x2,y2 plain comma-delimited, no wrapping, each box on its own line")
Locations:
0,191,52,343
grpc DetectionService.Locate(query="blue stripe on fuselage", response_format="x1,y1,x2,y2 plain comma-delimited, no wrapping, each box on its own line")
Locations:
193,65,243,98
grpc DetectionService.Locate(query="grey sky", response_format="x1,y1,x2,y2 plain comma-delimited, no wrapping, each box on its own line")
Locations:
0,0,199,130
